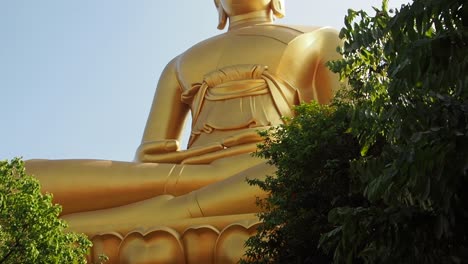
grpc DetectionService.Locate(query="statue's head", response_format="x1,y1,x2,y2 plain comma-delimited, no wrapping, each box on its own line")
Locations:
214,0,285,30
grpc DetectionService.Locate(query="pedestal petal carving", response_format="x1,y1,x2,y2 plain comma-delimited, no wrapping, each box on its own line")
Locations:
214,223,260,263
118,227,185,264
181,225,220,264
90,232,123,264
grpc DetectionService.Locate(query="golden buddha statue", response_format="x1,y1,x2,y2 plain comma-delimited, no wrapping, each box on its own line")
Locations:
26,0,341,263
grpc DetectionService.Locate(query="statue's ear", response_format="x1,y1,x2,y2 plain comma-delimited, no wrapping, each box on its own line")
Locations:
217,6,228,29
271,0,285,18
214,0,228,30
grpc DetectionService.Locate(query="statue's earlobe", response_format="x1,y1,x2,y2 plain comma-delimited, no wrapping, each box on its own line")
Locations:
271,0,285,18
217,5,228,30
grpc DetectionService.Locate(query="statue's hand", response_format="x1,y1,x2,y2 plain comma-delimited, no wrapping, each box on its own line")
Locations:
136,131,265,164
136,140,225,164
220,130,264,148
135,140,180,162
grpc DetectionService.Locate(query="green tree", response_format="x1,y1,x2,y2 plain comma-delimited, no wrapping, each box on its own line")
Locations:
241,102,363,263
242,0,468,263
0,158,92,263
322,0,468,262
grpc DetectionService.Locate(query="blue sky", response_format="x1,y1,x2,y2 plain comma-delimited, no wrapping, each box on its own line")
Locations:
0,0,409,161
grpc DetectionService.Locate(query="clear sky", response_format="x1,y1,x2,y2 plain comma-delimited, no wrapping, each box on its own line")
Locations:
0,0,409,161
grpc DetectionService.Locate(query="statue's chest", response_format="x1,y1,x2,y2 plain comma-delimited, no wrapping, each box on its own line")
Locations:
215,35,286,68
177,35,289,91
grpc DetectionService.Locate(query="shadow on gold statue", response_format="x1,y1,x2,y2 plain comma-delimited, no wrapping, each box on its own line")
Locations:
26,0,342,263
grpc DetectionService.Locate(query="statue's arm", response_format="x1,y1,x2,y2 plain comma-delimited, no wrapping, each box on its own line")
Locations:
275,27,342,105
308,28,342,104
135,57,190,162
300,27,342,104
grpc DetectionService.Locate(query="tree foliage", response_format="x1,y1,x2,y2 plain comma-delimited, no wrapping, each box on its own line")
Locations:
241,103,362,263
0,158,92,264
243,0,468,263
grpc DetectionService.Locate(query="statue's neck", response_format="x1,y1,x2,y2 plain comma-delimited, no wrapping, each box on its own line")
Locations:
228,10,273,31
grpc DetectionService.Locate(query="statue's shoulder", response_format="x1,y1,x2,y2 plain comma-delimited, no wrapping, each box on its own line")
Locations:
178,24,339,59
234,24,339,45
175,33,224,63
184,33,226,51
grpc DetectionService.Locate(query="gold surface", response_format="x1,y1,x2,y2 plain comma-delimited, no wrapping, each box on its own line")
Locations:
25,0,342,262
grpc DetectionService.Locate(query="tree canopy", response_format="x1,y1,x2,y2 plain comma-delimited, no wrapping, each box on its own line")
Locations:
0,158,92,264
242,0,468,263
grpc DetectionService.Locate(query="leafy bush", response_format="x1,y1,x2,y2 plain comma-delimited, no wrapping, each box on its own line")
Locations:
0,158,92,264
241,102,362,263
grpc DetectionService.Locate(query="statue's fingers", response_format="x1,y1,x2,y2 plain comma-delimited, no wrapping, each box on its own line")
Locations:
139,140,180,154
221,131,263,148
142,152,186,164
